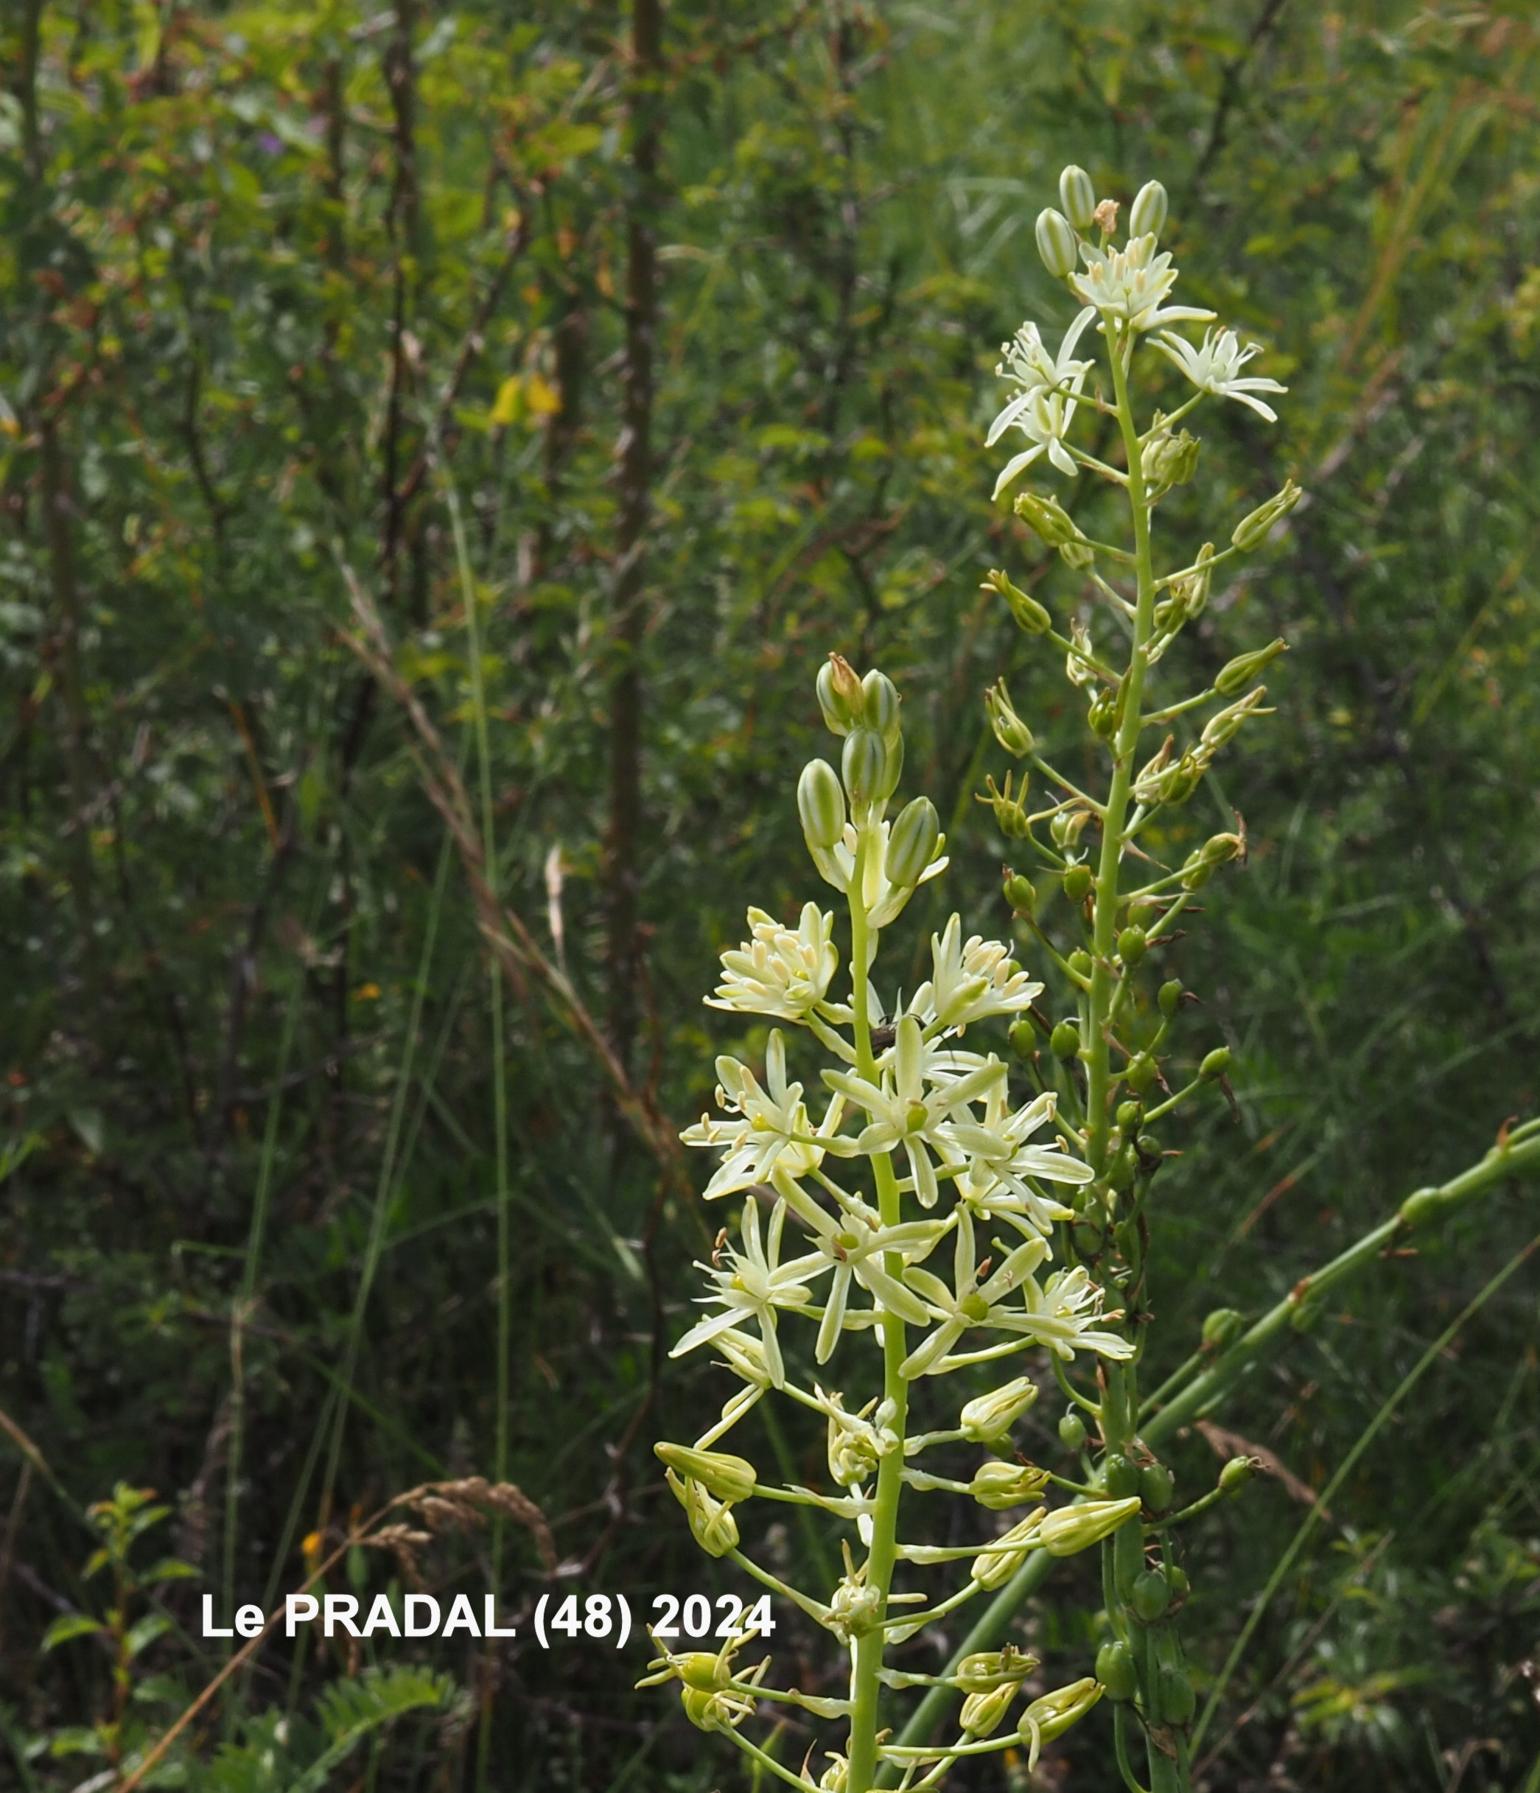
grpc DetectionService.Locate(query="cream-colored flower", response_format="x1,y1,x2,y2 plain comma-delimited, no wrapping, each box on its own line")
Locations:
1154,325,1287,422
1070,233,1214,332
909,915,1043,1033
706,902,838,1021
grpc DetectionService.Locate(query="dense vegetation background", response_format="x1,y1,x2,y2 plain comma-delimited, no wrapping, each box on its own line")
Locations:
3,2,1538,1789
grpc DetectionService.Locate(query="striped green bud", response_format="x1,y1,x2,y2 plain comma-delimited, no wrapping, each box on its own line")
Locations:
1058,164,1097,231
956,1646,1038,1693
797,758,847,850
1129,179,1168,240
1038,1495,1141,1557
1014,488,1081,548
1023,1677,1103,1742
655,1442,756,1503
841,727,886,812
816,652,864,735
886,795,940,888
1035,206,1077,279
960,1375,1039,1443
969,1511,1046,1589
860,667,902,744
960,1681,1018,1737
971,1461,1051,1509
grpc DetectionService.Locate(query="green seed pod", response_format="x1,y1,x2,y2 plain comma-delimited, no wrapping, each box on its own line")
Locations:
1199,1046,1232,1080
1115,1099,1142,1131
1219,1455,1258,1495
887,795,940,888
1158,977,1183,1017
1104,1453,1140,1499
1008,1018,1035,1061
797,758,847,851
1095,1640,1138,1702
1063,863,1093,902
985,679,1036,757
1231,478,1303,551
1201,1306,1245,1350
1214,637,1288,696
1139,1463,1175,1513
1059,164,1097,231
1117,925,1147,965
1166,1564,1190,1601
1051,807,1092,850
1002,870,1037,915
1398,1186,1444,1230
1131,1567,1171,1622
983,568,1052,636
979,770,1030,839
1126,1054,1157,1095
1088,692,1118,739
1035,206,1078,279
1199,831,1246,870
1058,1411,1087,1452
1129,179,1169,240
1067,948,1094,979
861,667,902,743
842,727,886,812
816,653,864,735
1050,1019,1081,1060
1158,1667,1196,1726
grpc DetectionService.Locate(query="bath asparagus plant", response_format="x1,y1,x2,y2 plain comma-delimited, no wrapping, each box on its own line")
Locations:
647,165,1324,1793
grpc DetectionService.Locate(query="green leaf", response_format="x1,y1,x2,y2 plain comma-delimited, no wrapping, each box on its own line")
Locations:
41,1613,104,1650
124,1613,173,1659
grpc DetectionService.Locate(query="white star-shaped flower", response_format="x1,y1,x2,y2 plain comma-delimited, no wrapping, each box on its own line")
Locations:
986,307,1097,495
908,915,1043,1034
1015,1264,1134,1363
669,1196,830,1388
681,1030,849,1201
706,902,838,1022
898,1206,1051,1378
1153,326,1287,422
1070,234,1215,333
945,1085,1092,1238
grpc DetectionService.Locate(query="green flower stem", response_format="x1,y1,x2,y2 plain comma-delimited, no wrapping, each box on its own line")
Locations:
726,1549,829,1625
720,1724,820,1793
884,1129,1540,1765
845,824,911,1793
1142,1128,1540,1437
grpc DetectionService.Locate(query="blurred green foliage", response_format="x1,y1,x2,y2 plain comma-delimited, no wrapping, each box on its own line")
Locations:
1,2,1537,1789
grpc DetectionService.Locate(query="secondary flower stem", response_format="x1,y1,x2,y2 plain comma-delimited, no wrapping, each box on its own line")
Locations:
845,824,910,1793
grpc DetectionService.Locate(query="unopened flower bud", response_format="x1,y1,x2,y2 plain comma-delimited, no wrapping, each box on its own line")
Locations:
1050,1019,1080,1060
664,1471,740,1558
971,1461,1051,1510
1231,478,1302,551
656,1444,757,1503
861,667,902,744
960,1375,1039,1444
1199,1046,1231,1080
1035,206,1077,279
1058,164,1097,231
1014,489,1082,548
1202,1306,1245,1350
960,1681,1018,1738
798,758,847,851
842,727,886,813
1024,1676,1103,1741
983,568,1052,635
985,679,1035,757
1219,1454,1258,1494
1214,637,1288,697
817,653,864,734
1096,1640,1137,1701
1129,179,1168,240
887,795,940,888
970,1511,1046,1589
1038,1495,1141,1557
